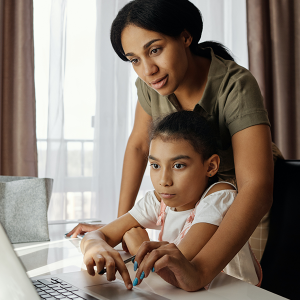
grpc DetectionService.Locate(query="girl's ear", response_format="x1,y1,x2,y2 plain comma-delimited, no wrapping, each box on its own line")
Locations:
206,154,220,178
181,30,193,47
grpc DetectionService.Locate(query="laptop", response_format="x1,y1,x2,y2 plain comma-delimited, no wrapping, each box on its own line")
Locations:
0,224,169,300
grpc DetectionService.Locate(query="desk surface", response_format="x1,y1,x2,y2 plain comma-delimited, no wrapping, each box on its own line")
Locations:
13,223,286,300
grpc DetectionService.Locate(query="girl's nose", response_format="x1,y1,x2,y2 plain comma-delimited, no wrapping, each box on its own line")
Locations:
159,170,173,187
143,59,158,77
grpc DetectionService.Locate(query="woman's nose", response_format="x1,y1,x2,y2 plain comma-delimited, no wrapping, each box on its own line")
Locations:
143,59,158,77
159,170,173,187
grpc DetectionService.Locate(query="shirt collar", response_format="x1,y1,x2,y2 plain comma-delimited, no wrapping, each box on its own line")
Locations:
195,47,228,116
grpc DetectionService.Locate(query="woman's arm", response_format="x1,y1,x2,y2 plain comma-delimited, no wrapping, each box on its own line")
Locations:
191,124,273,285
118,101,152,217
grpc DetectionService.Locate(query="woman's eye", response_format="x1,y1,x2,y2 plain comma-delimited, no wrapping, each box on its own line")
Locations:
174,163,184,169
150,163,160,169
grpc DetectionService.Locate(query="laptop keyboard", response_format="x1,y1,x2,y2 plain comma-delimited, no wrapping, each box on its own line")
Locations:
31,277,98,300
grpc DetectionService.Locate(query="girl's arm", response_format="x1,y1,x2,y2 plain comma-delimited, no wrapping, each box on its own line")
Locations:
118,101,152,217
80,213,141,289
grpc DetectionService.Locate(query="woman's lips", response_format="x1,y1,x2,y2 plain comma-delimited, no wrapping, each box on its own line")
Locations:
150,75,168,89
160,193,175,199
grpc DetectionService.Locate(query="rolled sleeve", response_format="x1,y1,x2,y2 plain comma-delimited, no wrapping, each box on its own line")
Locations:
223,72,271,136
136,78,152,116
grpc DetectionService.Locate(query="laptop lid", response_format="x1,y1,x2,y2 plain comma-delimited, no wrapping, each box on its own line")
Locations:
0,223,39,300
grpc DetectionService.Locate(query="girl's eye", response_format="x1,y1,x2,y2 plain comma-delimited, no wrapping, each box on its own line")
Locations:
130,58,139,64
150,48,161,55
174,163,185,169
150,163,160,169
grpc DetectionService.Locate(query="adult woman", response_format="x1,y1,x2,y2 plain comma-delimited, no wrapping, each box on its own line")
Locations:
68,0,282,290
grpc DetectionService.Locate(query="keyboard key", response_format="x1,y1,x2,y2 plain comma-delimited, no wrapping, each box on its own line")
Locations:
49,292,60,296
38,279,53,285
31,280,38,284
65,287,78,292
61,292,72,296
54,296,66,299
60,284,72,288
68,295,81,299
41,296,53,299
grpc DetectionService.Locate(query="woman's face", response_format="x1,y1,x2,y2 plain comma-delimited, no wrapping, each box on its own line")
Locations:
121,25,191,96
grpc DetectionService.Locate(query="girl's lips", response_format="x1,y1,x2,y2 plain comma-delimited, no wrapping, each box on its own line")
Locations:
160,193,175,199
151,75,168,89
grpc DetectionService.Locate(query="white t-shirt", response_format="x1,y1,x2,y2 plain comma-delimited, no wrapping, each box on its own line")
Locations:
129,182,259,286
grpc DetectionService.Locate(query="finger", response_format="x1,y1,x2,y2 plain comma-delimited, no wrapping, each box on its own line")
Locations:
115,258,133,290
135,241,169,266
151,244,184,273
135,253,150,286
105,257,116,281
66,224,80,237
138,244,178,278
71,225,84,238
94,254,105,275
84,257,96,276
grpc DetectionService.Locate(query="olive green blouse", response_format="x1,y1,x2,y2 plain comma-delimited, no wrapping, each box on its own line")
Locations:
136,48,270,178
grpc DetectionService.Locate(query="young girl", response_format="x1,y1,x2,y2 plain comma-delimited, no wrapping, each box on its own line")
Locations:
80,111,262,291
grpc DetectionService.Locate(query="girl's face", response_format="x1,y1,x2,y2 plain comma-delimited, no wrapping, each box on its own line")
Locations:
148,137,218,211
121,25,191,96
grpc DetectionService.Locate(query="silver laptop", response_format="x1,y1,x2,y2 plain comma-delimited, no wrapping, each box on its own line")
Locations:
0,224,169,300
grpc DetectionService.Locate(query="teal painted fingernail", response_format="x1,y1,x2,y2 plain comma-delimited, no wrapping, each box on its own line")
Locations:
133,278,138,286
131,257,135,263
134,261,138,271
140,271,145,280
152,267,155,272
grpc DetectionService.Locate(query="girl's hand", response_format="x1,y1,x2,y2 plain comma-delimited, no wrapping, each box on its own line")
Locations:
66,223,105,238
123,227,150,255
133,242,204,292
81,234,133,290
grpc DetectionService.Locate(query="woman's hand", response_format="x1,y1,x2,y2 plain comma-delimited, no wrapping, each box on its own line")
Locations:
81,232,133,290
66,223,105,238
132,242,205,292
123,227,150,255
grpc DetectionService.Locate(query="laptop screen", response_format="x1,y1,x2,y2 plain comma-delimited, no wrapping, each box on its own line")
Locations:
0,224,39,300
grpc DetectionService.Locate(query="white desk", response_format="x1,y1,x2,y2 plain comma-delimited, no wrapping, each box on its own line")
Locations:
13,223,287,300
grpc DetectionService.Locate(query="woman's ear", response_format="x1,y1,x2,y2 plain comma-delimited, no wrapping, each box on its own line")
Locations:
206,154,220,178
181,30,193,47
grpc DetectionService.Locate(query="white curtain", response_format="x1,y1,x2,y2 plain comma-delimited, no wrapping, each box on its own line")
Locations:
45,0,67,220
91,1,132,223
34,0,248,222
192,0,248,68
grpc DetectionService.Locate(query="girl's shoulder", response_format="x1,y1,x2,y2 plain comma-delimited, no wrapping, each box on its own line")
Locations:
203,181,236,199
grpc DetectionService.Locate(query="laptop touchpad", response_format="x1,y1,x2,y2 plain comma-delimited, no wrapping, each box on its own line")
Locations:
85,281,169,300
